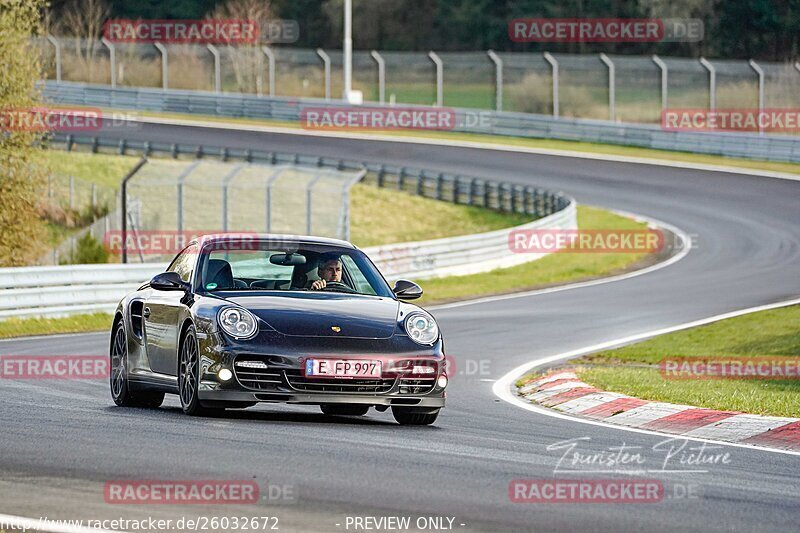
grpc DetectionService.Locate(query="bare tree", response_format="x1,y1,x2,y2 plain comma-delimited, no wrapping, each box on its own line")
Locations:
55,0,110,78
208,0,276,93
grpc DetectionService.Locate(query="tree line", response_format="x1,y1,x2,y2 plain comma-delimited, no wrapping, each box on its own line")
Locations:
44,0,800,61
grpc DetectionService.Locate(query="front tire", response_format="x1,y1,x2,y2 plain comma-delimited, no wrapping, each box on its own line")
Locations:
392,407,440,426
110,321,164,408
178,325,221,417
320,404,370,417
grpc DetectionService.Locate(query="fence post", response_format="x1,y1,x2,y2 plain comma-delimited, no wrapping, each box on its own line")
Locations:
317,48,331,101
207,44,221,93
175,161,201,234
749,59,765,135
469,178,477,206
100,38,116,88
487,50,503,112
265,168,286,233
543,52,559,118
154,42,168,89
435,173,444,200
651,54,668,116
370,51,385,104
306,172,324,234
221,165,244,232
262,46,276,97
428,51,443,107
699,57,716,111
599,53,615,122
46,35,62,82
120,157,149,264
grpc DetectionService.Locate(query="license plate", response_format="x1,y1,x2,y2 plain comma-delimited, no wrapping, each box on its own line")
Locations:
305,359,382,379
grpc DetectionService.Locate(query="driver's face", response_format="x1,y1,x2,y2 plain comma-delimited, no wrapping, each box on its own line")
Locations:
318,260,342,282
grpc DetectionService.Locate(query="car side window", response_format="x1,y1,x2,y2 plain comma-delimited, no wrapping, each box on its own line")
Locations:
341,255,376,295
168,245,198,283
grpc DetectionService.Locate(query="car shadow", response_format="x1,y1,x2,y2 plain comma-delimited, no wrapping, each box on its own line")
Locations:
102,404,403,427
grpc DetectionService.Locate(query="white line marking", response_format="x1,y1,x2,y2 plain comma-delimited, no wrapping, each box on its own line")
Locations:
129,114,800,182
493,297,800,456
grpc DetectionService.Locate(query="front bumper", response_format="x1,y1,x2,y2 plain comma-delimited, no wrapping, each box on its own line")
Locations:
198,386,445,408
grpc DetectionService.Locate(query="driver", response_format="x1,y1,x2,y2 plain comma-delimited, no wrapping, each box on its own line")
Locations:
309,253,343,290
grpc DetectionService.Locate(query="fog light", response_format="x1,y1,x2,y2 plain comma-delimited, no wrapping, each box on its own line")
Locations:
218,369,233,381
437,375,448,388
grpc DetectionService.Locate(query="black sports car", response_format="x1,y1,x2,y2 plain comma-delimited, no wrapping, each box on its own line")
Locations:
109,234,447,425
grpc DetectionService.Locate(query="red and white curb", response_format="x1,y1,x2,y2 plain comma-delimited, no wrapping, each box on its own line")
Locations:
518,370,800,451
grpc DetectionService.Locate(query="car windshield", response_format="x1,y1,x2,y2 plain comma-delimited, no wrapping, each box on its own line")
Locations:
195,242,393,298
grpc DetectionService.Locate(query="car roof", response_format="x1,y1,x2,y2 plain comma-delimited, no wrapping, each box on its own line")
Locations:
190,233,357,250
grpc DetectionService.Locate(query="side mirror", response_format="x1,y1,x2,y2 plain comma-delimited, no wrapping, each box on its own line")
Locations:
393,279,423,300
150,272,188,292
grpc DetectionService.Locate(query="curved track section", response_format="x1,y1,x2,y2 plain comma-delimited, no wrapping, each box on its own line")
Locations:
2,123,799,531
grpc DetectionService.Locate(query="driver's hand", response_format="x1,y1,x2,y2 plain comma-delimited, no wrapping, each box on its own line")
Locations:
311,279,326,290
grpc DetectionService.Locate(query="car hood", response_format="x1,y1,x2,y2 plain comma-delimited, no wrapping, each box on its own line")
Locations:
223,292,400,339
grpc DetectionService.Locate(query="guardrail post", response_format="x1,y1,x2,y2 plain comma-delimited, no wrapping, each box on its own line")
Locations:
370,51,385,104
428,51,443,107
154,42,168,89
749,59,765,135
452,176,460,203
120,157,149,264
487,50,503,112
469,178,477,206
100,38,116,88
435,173,444,200
483,180,490,208
415,173,424,196
317,48,331,101
377,164,385,187
398,168,405,191
46,35,62,82
262,46,276,97
599,53,616,121
543,52,559,118
699,57,716,111
651,54,668,115
207,44,221,93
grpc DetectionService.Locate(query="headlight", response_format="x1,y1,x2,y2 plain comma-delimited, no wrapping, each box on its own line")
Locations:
404,312,439,345
218,307,258,339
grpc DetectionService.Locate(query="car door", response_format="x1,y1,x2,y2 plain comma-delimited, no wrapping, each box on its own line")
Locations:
144,245,197,376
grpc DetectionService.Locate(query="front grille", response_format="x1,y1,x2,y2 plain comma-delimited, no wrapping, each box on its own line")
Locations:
398,378,436,395
284,369,394,394
234,359,282,391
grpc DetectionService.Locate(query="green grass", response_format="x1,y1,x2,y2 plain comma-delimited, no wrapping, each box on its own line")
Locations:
0,313,113,339
43,150,140,190
100,108,800,176
349,184,531,248
416,205,652,305
572,305,800,417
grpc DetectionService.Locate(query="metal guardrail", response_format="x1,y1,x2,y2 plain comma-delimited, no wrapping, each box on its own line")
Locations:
0,201,576,319
43,81,800,163
49,132,570,218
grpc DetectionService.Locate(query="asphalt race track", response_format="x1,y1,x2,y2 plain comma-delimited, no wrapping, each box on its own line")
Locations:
1,122,799,532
